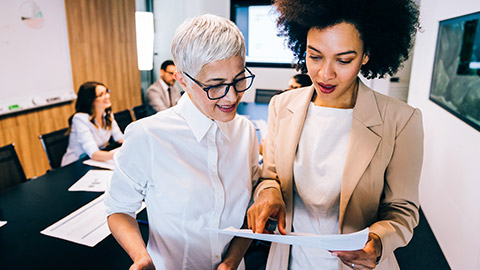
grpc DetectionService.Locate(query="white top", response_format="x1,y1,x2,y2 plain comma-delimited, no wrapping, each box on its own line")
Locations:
105,94,260,270
290,103,353,270
61,113,123,166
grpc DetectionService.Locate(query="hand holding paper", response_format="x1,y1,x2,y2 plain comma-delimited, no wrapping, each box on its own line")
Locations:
209,227,369,251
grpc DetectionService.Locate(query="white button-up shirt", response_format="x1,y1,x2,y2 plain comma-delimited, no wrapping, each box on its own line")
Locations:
61,113,123,166
105,94,260,270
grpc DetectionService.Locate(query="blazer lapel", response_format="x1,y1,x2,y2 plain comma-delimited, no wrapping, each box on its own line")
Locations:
275,87,314,232
339,80,383,229
276,87,315,185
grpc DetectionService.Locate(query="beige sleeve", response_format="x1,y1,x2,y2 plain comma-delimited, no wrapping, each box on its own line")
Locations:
253,95,282,201
369,108,424,262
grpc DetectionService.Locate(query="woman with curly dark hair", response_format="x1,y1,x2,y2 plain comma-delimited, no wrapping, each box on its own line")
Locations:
247,0,424,269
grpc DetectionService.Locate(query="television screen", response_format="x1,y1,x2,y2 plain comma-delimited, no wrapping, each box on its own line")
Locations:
231,1,295,67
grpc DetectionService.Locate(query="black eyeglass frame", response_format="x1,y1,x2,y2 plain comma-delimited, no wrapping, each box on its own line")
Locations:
183,67,256,100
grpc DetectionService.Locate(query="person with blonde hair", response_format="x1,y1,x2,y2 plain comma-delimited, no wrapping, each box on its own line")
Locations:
105,14,259,270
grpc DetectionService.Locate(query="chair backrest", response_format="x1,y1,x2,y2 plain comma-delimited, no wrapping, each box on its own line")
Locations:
0,143,27,192
114,109,134,133
133,104,148,120
39,128,69,170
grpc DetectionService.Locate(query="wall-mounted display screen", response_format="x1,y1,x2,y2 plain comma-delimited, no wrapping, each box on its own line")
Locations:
231,0,295,68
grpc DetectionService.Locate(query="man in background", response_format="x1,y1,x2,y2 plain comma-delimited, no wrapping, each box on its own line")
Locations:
145,60,182,115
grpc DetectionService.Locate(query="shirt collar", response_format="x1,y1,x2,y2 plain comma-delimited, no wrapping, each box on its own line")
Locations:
173,94,232,142
159,79,169,92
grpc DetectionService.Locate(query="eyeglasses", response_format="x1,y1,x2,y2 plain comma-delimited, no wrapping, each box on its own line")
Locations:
183,67,255,100
96,88,111,98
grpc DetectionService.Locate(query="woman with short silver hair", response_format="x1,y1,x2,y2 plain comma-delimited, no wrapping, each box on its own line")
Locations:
106,14,259,270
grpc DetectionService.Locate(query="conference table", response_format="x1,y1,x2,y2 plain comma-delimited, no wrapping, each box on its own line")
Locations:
0,102,268,269
0,159,149,269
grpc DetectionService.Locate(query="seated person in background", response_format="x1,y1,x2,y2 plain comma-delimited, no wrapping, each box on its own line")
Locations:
61,81,123,166
105,14,260,270
288,73,312,90
145,60,183,115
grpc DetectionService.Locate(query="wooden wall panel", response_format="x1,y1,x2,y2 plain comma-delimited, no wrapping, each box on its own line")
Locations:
65,0,141,113
0,103,74,179
0,0,140,179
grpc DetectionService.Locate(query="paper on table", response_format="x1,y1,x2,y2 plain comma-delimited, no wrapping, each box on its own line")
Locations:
41,194,146,247
83,159,114,170
82,148,120,170
68,170,113,192
0,221,7,228
209,227,369,251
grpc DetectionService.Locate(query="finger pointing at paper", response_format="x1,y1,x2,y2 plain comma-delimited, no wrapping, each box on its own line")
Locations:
247,187,286,235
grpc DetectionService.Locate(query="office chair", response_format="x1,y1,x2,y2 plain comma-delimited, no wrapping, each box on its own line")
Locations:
39,127,69,170
114,109,134,133
133,104,148,120
0,143,27,192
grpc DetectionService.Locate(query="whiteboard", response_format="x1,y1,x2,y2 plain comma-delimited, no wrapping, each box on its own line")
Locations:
0,0,75,116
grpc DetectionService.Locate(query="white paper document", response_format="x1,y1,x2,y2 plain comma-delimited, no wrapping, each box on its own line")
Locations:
83,159,114,170
82,148,119,170
0,221,7,228
68,170,113,192
210,227,369,251
41,194,146,247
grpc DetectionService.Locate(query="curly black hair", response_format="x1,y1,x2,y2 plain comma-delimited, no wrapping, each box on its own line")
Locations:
275,0,420,79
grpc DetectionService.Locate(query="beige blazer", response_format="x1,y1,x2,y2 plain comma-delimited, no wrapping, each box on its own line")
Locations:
254,79,424,270
145,79,182,115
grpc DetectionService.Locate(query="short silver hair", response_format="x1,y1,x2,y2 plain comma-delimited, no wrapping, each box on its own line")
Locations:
171,14,246,78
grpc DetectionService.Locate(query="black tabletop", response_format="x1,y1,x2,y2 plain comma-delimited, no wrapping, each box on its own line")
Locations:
0,159,148,269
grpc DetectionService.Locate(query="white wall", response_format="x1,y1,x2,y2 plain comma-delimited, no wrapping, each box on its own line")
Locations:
243,67,298,102
408,1,480,269
152,0,298,102
153,0,230,73
364,56,414,102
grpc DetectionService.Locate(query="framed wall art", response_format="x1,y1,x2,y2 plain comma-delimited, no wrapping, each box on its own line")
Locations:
430,12,480,131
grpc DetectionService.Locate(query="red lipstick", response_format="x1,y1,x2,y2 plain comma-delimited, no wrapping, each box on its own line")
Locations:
318,82,336,94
